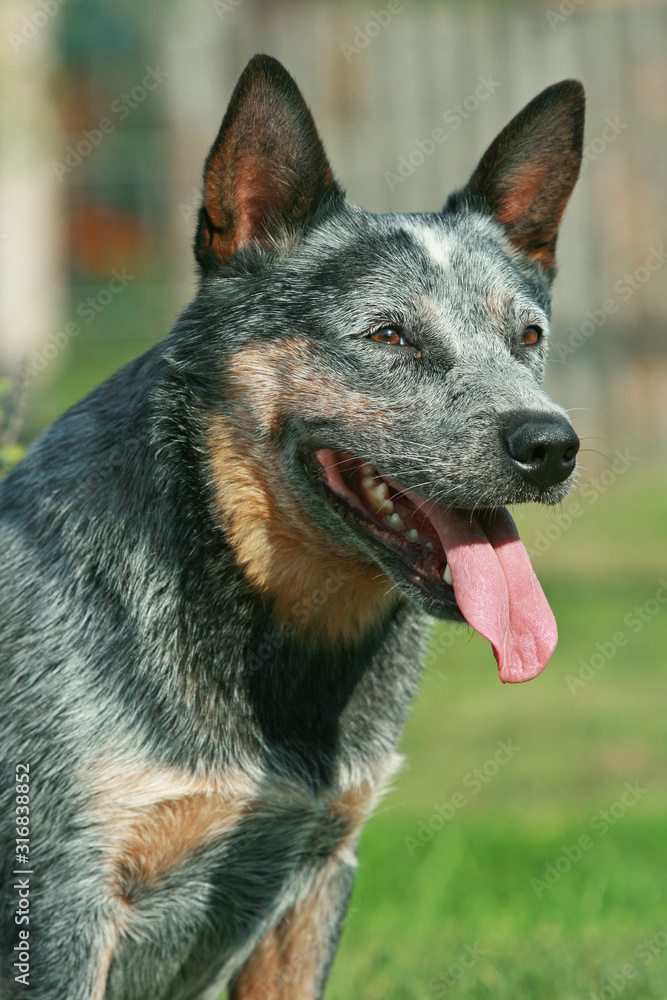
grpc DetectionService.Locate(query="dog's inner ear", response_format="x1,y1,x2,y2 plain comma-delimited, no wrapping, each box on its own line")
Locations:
195,55,338,268
461,80,585,271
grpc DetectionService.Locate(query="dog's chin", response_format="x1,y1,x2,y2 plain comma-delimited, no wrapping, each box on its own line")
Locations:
305,447,574,621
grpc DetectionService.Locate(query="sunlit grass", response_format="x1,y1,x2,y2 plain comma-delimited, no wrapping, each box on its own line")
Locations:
327,469,667,999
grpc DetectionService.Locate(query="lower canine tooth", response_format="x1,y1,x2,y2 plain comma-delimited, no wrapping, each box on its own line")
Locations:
385,512,405,531
405,528,420,542
443,565,453,586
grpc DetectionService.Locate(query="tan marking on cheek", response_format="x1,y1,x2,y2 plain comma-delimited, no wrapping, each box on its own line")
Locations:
207,341,398,644
228,339,384,434
207,413,395,644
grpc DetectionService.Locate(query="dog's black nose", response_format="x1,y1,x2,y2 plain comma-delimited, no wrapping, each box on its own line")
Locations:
504,415,579,487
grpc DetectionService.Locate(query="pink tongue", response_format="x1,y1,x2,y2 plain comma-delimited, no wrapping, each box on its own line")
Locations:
418,502,557,683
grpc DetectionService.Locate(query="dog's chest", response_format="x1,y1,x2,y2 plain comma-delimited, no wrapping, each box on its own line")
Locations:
100,755,391,903
95,755,397,996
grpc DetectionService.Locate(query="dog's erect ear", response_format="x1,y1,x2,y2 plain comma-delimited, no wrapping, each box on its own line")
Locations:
195,55,339,269
452,80,585,272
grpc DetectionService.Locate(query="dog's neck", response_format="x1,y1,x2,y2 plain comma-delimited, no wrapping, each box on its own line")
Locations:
204,413,398,648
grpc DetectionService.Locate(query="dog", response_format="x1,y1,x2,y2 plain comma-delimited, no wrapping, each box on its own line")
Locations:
0,55,584,999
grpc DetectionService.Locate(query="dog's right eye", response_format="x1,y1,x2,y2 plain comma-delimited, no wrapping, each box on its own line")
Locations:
521,325,543,346
369,327,407,346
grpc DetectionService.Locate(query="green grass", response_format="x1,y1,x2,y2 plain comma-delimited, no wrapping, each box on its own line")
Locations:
329,816,667,999
324,471,667,999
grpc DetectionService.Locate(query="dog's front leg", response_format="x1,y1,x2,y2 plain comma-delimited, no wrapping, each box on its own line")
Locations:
229,854,355,1000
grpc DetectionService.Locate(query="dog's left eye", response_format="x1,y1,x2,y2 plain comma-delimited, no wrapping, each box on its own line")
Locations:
521,325,543,346
369,327,407,346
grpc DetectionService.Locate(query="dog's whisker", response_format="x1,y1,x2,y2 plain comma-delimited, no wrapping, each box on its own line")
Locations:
577,447,615,465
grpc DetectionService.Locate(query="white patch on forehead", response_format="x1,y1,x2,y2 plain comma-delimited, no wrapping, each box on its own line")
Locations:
406,223,455,270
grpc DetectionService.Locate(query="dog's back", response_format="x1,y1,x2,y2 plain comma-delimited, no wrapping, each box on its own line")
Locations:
0,55,584,999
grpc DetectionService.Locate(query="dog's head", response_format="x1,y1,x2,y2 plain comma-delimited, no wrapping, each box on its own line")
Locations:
191,56,584,680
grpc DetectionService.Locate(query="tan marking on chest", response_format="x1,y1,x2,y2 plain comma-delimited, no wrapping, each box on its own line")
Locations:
206,340,397,644
329,753,402,859
330,781,377,828
114,790,248,900
230,764,399,1000
91,762,260,901
94,755,397,908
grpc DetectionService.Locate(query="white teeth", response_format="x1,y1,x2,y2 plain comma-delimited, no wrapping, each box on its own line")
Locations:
443,565,453,586
405,528,420,542
360,463,377,477
384,512,406,531
426,541,434,551
361,476,377,492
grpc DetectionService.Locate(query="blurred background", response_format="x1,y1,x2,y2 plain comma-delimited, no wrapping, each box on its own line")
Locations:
0,0,665,997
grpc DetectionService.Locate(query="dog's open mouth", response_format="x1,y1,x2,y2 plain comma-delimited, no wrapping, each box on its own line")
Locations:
314,448,558,684
314,448,456,595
